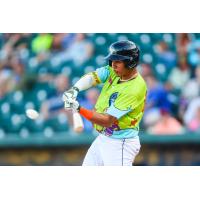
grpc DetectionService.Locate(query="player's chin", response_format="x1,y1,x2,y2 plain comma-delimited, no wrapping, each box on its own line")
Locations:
114,71,120,76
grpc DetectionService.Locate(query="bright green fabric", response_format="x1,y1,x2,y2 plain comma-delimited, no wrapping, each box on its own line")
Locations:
32,34,53,53
94,66,147,138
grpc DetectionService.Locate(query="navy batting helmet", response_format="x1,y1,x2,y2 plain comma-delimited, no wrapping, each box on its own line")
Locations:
105,40,140,68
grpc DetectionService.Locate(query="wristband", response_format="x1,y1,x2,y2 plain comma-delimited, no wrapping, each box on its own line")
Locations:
79,107,93,121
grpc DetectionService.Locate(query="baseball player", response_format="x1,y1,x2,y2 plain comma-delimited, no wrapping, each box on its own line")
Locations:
63,40,147,166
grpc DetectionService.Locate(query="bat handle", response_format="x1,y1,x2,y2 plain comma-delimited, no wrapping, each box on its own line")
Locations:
72,111,84,133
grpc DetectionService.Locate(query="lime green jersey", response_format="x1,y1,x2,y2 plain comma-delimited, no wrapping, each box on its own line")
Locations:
93,65,147,139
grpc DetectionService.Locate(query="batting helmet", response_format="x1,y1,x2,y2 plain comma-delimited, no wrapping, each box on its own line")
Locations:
105,40,140,68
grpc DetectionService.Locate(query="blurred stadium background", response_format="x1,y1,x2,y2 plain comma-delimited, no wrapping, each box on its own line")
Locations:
0,33,200,166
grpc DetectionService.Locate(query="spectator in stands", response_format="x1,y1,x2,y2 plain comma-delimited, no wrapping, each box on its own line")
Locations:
146,75,171,110
10,55,24,83
187,106,200,132
61,33,77,50
0,34,21,59
138,63,153,81
13,33,33,50
54,33,94,66
0,34,36,95
156,41,177,69
183,97,200,127
177,66,200,124
52,33,67,51
176,33,191,57
0,55,25,98
148,108,184,135
52,33,76,51
40,74,73,125
143,75,171,127
187,39,200,68
167,57,191,92
31,34,53,54
0,68,13,98
182,66,200,101
0,34,33,65
31,33,54,64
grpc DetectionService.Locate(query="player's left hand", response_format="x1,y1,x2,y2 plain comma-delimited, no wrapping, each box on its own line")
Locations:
64,98,80,111
62,86,79,102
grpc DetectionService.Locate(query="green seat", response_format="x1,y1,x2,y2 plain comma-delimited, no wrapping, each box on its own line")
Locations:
8,91,25,114
25,117,45,133
154,63,169,82
27,83,51,109
83,58,97,68
4,114,24,133
150,33,163,43
129,33,141,44
0,102,11,129
104,33,118,43
27,57,39,73
45,114,70,133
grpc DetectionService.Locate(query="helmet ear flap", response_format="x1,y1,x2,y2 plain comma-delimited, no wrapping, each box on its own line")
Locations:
127,51,140,68
124,58,137,69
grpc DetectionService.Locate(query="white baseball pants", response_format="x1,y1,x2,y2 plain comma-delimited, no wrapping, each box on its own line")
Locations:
82,134,141,166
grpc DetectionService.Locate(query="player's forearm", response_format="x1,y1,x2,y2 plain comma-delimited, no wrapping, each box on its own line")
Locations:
63,72,101,103
74,72,100,92
79,107,115,127
91,112,113,127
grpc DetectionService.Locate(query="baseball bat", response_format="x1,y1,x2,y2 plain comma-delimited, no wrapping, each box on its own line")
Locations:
72,110,84,133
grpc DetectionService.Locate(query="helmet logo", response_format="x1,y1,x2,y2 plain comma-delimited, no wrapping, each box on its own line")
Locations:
110,47,116,54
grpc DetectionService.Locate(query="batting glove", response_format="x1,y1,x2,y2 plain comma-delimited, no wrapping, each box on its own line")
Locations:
62,86,79,102
64,98,80,111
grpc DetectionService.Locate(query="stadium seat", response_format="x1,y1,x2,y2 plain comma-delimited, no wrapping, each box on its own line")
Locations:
8,91,25,114
25,117,45,133
154,63,169,82
0,128,6,139
44,114,70,133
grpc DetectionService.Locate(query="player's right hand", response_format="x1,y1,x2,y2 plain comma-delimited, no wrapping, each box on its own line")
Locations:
62,86,79,102
63,97,80,111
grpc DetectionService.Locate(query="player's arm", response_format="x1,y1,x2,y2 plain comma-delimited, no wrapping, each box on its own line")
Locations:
78,107,117,127
75,72,100,91
62,66,110,101
62,72,99,101
64,98,117,127
65,90,137,128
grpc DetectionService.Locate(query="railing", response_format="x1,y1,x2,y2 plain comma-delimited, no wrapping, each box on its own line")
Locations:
0,131,200,147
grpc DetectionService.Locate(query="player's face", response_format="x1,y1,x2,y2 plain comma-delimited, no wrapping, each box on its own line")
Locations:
111,61,127,76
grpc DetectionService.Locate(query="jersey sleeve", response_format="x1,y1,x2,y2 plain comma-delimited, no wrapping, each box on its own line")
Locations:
106,93,138,119
95,65,110,83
